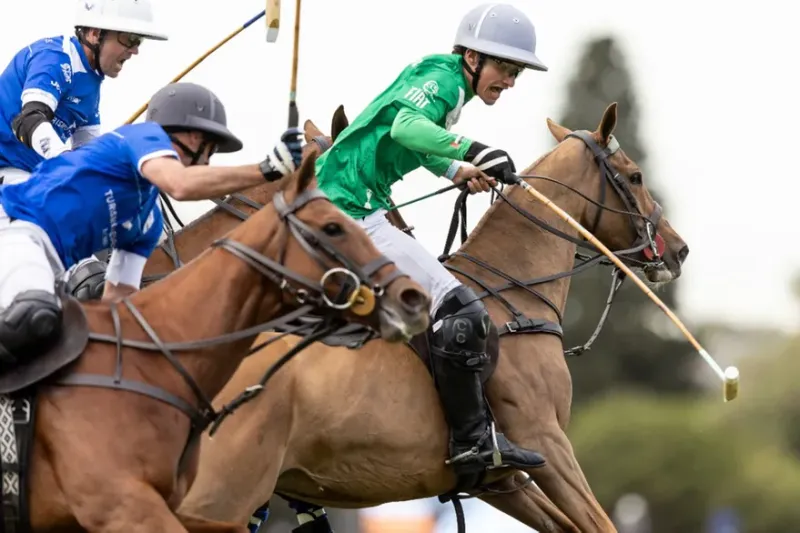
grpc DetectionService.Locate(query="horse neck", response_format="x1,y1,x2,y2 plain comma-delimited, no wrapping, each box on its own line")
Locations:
454,144,597,325
143,181,284,277
128,205,286,398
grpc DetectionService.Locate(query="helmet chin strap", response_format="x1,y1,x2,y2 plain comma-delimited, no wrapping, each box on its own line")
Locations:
169,135,208,166
461,52,486,95
76,28,107,75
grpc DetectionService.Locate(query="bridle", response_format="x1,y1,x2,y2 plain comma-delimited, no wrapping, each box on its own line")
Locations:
569,130,664,264
55,179,397,442
147,135,334,285
437,130,666,357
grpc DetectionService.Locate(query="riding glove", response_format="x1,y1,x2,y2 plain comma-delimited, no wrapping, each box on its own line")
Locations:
260,127,305,181
465,141,518,184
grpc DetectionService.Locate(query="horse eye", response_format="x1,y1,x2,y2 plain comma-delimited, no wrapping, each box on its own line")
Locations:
629,172,643,185
322,222,344,237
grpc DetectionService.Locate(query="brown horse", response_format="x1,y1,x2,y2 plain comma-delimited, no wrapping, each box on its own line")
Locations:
0,154,431,533
174,102,690,533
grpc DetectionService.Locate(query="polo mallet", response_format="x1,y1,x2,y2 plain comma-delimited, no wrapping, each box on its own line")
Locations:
124,8,276,125
506,173,740,402
266,0,280,42
287,0,302,127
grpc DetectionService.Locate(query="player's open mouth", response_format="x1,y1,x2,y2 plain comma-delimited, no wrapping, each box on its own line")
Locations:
489,86,504,97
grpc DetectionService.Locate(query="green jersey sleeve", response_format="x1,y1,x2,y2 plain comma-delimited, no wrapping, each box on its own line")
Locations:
421,154,455,177
394,60,463,123
390,107,472,162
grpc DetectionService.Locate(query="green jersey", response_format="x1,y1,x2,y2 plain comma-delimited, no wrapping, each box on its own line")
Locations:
315,53,476,219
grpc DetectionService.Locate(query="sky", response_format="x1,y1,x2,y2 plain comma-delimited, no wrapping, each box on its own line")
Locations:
3,0,798,333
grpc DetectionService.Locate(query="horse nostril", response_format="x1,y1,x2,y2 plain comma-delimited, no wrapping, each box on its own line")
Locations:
677,244,690,264
399,288,430,315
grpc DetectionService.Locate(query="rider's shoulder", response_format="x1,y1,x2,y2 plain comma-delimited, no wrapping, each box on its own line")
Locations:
112,122,171,142
404,53,463,99
407,53,461,75
26,35,71,57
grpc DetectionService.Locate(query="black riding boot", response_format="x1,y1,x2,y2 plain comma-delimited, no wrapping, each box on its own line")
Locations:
0,290,62,367
430,286,546,477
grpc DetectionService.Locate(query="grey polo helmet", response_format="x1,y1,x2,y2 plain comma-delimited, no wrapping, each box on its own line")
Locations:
145,82,243,153
454,3,547,72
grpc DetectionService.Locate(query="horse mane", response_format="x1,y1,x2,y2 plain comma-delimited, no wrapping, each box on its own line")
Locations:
457,142,561,250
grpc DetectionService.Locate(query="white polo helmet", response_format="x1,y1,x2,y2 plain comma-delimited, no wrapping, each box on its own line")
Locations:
454,3,546,72
74,0,168,41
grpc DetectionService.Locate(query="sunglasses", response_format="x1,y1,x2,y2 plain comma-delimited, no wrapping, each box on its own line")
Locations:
116,32,144,49
488,57,525,79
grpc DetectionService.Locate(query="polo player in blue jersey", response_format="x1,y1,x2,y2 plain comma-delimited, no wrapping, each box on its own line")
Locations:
0,81,305,367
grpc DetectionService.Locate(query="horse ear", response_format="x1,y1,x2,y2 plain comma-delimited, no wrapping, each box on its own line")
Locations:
303,119,323,143
331,104,349,141
597,102,618,144
546,117,572,143
295,149,318,195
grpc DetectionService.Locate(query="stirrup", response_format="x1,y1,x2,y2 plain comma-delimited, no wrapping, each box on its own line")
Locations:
489,421,502,468
444,422,503,467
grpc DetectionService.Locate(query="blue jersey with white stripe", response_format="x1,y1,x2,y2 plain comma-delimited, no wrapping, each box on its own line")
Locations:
0,35,103,172
0,122,178,269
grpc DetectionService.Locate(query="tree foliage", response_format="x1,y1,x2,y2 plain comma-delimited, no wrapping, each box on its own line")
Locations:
569,334,800,532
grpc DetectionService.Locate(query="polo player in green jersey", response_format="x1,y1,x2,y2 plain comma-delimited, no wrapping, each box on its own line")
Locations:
318,3,549,477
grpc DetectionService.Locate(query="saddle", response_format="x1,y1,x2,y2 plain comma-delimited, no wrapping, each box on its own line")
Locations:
272,316,501,384
0,292,89,533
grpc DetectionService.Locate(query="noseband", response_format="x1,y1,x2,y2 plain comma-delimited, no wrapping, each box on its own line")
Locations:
566,131,664,264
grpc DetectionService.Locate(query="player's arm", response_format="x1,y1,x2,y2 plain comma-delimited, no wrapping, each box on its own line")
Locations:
12,49,71,158
389,68,517,183
102,204,162,302
420,153,468,181
71,96,102,149
141,157,265,201
138,128,304,201
102,249,144,302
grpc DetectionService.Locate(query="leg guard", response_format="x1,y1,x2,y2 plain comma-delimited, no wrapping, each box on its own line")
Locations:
288,500,334,533
248,503,270,533
0,290,62,366
430,285,546,475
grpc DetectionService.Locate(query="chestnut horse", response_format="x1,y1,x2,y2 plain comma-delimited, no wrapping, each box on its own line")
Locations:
0,154,431,533
175,102,690,533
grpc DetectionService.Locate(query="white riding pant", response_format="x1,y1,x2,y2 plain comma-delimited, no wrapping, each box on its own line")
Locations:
0,205,65,311
0,167,32,186
356,209,460,316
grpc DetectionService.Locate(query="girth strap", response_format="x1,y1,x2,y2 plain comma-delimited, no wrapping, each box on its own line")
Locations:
53,374,207,428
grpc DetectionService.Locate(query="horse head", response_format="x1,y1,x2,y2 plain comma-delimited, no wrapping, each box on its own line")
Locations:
261,149,431,341
542,102,689,283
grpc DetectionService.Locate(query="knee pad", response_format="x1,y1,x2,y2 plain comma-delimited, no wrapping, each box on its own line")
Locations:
0,290,62,361
431,285,491,367
66,258,106,301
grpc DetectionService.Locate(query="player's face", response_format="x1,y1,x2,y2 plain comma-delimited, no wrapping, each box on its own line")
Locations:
463,50,524,106
98,31,142,78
